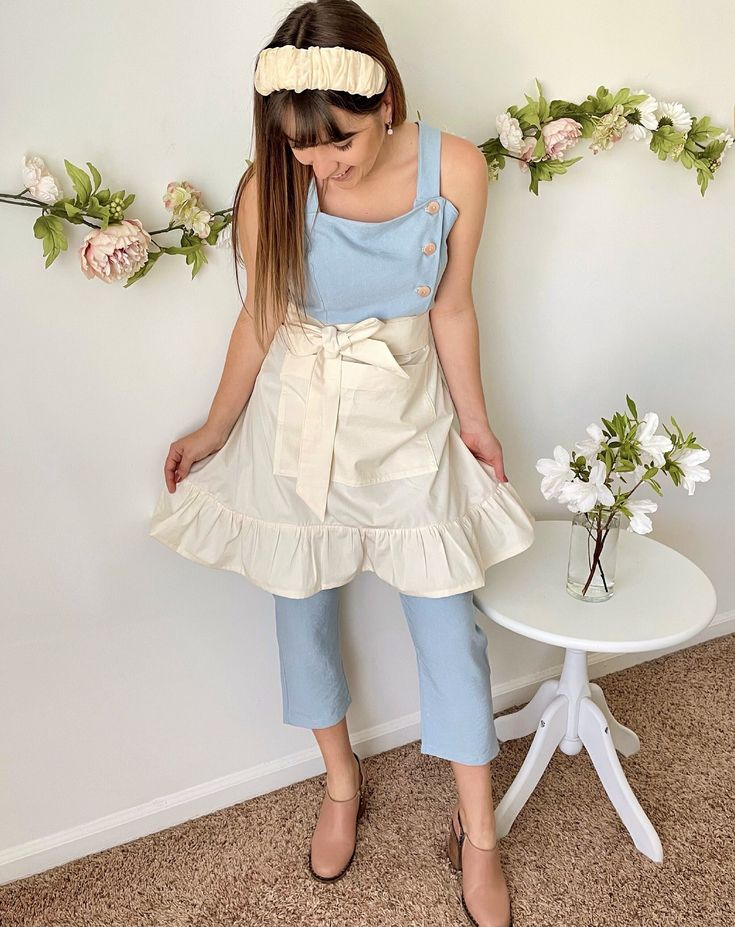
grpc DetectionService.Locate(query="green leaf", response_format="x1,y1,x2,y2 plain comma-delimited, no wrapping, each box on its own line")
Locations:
626,394,638,419
62,201,84,218
616,459,636,472
64,159,92,205
528,170,540,195
34,214,68,268
33,216,50,239
670,415,685,441
86,162,102,192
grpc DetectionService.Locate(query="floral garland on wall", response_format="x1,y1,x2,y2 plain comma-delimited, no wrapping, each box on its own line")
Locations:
484,81,732,195
2,81,731,287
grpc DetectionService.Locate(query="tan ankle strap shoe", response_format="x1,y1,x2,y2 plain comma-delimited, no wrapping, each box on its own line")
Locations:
447,803,513,927
308,750,366,882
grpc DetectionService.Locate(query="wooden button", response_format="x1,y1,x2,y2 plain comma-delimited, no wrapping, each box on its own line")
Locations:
422,242,437,255
424,200,440,214
416,285,432,298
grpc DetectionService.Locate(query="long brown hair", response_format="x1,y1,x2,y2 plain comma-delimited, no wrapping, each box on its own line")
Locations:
230,0,407,351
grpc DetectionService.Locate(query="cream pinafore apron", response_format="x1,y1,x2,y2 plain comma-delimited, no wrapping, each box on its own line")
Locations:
149,120,536,598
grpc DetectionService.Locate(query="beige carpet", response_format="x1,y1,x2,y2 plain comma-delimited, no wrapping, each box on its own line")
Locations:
2,633,734,926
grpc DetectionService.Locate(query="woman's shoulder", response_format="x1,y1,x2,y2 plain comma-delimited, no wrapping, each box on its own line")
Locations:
435,126,488,213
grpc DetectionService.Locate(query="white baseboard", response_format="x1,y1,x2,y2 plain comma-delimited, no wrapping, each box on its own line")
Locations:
2,609,732,887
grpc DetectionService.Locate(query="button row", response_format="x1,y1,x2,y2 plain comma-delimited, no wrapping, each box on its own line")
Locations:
416,202,441,299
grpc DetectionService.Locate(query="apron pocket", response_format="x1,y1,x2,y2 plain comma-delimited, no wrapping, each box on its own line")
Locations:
272,349,439,486
332,353,438,486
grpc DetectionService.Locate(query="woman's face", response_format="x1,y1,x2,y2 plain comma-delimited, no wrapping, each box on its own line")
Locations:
282,109,386,188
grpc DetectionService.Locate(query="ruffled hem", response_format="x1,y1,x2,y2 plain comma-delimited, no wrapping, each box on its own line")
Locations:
148,478,536,599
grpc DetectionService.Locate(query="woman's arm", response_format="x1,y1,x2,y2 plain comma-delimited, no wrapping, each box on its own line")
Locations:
428,133,509,482
205,178,278,448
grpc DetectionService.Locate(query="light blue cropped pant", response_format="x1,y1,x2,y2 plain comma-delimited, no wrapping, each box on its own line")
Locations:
272,586,501,765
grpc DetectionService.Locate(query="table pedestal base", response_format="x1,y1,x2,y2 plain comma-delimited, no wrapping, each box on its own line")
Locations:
493,648,663,862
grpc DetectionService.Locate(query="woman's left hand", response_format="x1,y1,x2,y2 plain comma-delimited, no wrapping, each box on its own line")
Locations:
459,426,509,483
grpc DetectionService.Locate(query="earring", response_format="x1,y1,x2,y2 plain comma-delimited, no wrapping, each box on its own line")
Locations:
386,119,393,135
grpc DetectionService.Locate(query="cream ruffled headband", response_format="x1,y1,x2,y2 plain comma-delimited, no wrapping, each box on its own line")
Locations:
254,44,388,97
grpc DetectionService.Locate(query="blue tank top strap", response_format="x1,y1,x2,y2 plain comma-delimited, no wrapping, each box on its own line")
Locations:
414,119,440,205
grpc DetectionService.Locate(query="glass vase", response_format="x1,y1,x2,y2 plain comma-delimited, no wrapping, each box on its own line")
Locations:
566,510,621,602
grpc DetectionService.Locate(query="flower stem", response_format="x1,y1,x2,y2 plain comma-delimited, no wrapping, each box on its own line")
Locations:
581,508,617,596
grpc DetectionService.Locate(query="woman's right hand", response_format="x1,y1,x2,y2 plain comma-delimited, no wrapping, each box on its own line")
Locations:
163,424,227,493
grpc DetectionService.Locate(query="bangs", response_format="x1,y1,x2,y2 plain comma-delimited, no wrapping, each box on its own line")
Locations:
277,97,358,150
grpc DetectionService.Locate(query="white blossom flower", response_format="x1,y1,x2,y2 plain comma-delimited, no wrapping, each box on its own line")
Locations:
634,412,674,466
496,112,524,155
557,460,616,513
625,499,658,534
215,221,232,249
624,90,659,142
669,447,711,495
185,205,212,238
574,423,605,462
22,155,64,204
655,100,693,135
589,104,628,154
163,181,212,238
486,158,501,183
535,445,575,500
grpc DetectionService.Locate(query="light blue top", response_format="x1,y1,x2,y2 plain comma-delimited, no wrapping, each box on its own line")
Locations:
302,120,459,325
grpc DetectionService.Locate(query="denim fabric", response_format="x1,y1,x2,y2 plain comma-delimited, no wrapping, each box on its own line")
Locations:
272,585,501,765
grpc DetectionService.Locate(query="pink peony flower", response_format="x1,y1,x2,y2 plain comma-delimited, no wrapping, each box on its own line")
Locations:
517,136,538,173
541,117,583,160
79,218,153,283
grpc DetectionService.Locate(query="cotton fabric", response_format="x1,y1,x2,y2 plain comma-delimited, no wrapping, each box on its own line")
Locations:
273,584,501,765
148,120,536,597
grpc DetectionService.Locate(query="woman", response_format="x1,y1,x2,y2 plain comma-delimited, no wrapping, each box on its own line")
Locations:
149,2,535,924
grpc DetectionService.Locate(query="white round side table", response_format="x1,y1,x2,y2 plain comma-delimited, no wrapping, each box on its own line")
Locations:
472,519,717,863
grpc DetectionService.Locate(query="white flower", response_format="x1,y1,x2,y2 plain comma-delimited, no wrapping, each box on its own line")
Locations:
215,222,232,249
669,447,711,495
487,158,501,183
495,112,524,155
624,90,659,142
22,154,64,204
186,205,212,238
715,131,734,150
557,460,616,513
655,100,693,135
163,180,212,237
625,499,658,534
574,423,605,462
535,445,575,500
634,412,674,466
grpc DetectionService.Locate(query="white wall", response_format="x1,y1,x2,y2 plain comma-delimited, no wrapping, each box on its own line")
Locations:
1,0,733,883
